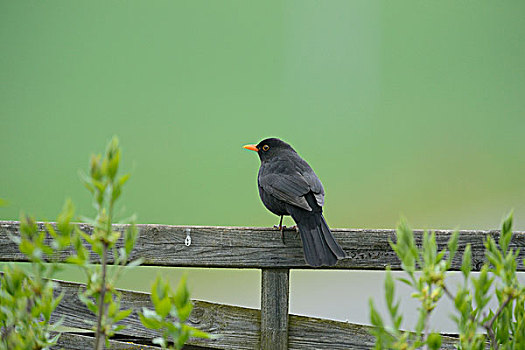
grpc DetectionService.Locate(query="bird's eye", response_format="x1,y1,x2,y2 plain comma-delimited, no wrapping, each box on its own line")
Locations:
262,145,270,151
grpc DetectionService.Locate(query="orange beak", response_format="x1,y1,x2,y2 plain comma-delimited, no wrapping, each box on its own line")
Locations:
243,144,259,152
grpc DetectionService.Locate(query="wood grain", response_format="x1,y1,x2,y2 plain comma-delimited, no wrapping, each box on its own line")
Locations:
261,269,289,350
1,221,524,270
53,333,160,350
48,279,259,350
46,279,459,349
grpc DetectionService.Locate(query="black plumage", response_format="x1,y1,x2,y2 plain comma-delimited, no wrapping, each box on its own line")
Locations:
244,138,346,267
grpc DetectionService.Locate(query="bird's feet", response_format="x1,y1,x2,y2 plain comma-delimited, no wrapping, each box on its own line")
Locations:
273,224,298,244
273,224,286,244
272,224,298,231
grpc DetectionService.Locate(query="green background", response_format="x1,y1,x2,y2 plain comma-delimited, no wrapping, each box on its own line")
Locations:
2,1,524,331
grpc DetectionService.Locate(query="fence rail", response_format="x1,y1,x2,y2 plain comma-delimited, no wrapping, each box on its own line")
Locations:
1,221,524,349
44,278,457,350
2,221,524,270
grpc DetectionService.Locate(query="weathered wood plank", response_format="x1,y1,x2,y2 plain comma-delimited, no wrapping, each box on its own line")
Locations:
47,279,459,349
49,279,259,350
288,316,461,349
261,269,289,350
53,324,460,350
53,333,161,350
1,221,524,270
54,333,218,349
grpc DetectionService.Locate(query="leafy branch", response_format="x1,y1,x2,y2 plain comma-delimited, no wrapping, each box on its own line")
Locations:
1,136,212,349
66,136,142,349
1,201,75,349
370,213,525,350
139,275,212,349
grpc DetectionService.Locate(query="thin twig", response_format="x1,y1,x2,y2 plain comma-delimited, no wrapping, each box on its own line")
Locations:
442,284,455,302
483,296,512,350
94,244,108,350
423,310,430,350
94,192,115,350
422,284,433,350
443,283,478,324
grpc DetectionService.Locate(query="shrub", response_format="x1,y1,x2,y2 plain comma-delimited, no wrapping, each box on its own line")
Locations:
1,137,210,349
370,213,525,349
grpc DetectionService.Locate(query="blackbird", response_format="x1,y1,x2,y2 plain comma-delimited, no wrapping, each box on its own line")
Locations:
243,138,346,266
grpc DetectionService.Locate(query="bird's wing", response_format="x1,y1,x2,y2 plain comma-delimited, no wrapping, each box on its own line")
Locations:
296,159,325,207
259,155,326,211
260,172,313,211
302,166,324,207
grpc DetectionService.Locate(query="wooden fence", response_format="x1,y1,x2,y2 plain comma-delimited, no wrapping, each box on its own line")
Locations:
1,221,524,349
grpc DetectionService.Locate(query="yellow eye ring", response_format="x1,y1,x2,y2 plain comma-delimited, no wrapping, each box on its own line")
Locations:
262,145,270,151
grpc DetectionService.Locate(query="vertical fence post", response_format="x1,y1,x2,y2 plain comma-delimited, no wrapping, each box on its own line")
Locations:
261,268,290,350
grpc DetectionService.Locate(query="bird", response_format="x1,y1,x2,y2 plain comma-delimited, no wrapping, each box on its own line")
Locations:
243,137,346,267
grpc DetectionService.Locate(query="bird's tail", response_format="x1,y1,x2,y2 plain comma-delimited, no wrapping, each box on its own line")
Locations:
293,212,346,267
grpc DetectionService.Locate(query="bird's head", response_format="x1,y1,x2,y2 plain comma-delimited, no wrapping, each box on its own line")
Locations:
243,138,295,162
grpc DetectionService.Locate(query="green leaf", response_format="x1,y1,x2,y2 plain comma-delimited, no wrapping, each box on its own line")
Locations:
51,291,65,313
369,299,385,328
126,258,144,268
151,275,165,307
423,231,432,266
414,307,427,335
397,277,413,287
20,214,38,237
119,173,131,187
79,170,95,194
112,324,128,333
92,179,106,195
189,326,213,339
461,244,472,280
447,230,459,263
501,211,513,235
514,297,524,321
56,199,75,239
472,265,493,312
385,268,394,306
173,274,190,310
155,297,172,319
107,148,120,181
175,300,193,322
80,230,94,245
108,298,118,316
45,222,58,240
47,333,61,346
426,332,442,350
91,240,104,256
175,328,190,350
384,268,403,334
78,293,98,314
41,244,54,256
392,219,419,273
113,308,132,323
112,182,121,203
19,239,35,258
124,223,138,257
485,236,503,267
106,136,119,159
500,211,513,255
66,255,86,266
496,307,510,344
107,230,121,245
139,308,163,330
435,250,446,264
152,337,167,348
